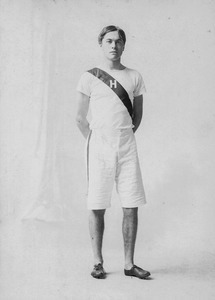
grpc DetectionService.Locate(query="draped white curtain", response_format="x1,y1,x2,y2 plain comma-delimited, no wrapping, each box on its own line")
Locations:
0,0,89,222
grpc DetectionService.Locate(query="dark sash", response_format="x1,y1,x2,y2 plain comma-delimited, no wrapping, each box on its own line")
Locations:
87,68,133,118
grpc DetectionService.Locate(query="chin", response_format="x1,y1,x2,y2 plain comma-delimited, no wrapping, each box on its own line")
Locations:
109,56,120,61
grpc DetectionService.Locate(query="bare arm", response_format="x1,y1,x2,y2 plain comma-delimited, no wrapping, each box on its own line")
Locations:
132,95,143,133
76,92,90,139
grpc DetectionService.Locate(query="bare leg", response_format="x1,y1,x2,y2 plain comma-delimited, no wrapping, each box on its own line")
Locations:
89,209,106,265
122,207,138,270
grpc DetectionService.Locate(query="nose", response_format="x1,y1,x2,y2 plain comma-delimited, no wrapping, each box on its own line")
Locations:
111,41,116,48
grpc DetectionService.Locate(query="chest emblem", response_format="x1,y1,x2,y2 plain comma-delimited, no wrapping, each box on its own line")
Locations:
109,79,117,89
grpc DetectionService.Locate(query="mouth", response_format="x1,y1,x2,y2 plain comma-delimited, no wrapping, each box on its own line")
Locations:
110,51,117,54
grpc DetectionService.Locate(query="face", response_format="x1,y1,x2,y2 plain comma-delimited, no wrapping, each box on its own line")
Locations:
101,31,125,61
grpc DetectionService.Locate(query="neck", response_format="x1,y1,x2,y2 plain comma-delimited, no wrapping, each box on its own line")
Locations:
101,58,124,70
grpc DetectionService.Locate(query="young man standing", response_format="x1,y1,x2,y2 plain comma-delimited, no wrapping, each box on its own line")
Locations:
76,25,150,279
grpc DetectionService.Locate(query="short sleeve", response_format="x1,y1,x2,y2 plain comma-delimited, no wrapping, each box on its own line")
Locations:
76,72,91,97
133,71,146,97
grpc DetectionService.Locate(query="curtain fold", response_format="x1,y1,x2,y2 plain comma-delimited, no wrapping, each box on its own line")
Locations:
0,0,77,222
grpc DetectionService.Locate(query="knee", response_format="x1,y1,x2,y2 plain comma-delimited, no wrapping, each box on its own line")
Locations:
90,209,106,218
123,207,138,218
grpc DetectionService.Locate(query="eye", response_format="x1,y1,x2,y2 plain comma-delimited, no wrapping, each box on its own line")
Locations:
117,40,123,45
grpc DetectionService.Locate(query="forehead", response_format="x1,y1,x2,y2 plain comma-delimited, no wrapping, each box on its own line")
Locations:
103,31,122,40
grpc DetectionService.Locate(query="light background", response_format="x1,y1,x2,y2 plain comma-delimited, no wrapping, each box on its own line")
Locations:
0,0,215,299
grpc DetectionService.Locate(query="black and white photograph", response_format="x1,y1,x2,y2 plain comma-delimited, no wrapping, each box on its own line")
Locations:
0,0,215,299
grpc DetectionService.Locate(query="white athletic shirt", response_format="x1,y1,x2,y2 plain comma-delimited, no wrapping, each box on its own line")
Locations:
76,66,146,130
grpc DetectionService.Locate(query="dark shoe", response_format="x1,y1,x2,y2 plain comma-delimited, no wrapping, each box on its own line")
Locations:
124,265,151,279
91,263,106,279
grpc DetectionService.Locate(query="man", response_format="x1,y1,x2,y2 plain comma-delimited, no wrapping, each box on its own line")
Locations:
76,25,150,279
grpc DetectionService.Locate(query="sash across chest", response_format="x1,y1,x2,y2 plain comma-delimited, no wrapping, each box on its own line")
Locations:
87,68,133,118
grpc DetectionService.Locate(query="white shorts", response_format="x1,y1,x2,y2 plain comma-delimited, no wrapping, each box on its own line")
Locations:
86,128,146,210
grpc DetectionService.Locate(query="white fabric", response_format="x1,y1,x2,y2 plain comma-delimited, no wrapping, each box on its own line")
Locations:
77,67,146,130
87,128,146,209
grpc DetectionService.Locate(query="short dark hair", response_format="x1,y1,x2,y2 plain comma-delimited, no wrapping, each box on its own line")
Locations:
98,25,126,45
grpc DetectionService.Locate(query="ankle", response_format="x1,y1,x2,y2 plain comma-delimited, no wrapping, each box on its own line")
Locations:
94,259,103,266
124,263,134,270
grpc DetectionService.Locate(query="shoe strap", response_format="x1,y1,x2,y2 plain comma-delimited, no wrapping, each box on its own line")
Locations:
133,265,143,271
94,263,103,270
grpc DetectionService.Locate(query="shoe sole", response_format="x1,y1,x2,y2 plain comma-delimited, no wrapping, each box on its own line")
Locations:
124,272,151,279
91,273,106,279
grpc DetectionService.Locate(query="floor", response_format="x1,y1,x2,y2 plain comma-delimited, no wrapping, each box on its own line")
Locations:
1,217,215,300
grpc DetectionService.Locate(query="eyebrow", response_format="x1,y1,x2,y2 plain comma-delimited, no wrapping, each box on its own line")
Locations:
105,38,123,42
